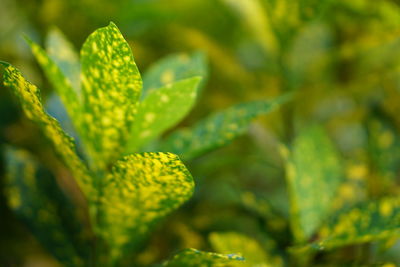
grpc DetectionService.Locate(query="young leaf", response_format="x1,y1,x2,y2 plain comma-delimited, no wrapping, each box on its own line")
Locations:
164,248,245,267
125,77,202,152
98,152,194,261
160,94,291,160
80,22,142,170
209,232,283,267
311,197,400,250
1,63,94,200
26,37,83,133
142,51,207,97
285,126,342,242
4,147,88,267
46,27,81,93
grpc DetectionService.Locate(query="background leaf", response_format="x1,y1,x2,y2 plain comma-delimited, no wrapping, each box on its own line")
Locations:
284,126,342,242
4,147,89,267
160,94,291,160
80,22,142,171
209,232,283,267
126,77,202,153
164,248,245,267
98,152,194,262
311,197,400,250
142,51,207,97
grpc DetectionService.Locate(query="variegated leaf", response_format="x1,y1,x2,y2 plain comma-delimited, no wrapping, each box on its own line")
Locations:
142,51,207,97
160,94,291,160
4,147,89,267
98,152,194,262
1,63,94,200
284,126,342,242
126,77,202,152
312,197,400,250
46,27,81,93
80,22,142,171
210,232,283,267
164,248,245,267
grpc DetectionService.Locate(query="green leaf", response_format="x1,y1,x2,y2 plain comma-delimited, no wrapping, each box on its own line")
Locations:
142,51,207,97
311,197,400,250
46,27,81,92
26,37,83,135
126,77,202,152
160,94,291,160
98,152,194,261
80,22,142,170
284,126,342,242
1,63,94,200
4,147,89,267
209,232,283,267
164,248,245,267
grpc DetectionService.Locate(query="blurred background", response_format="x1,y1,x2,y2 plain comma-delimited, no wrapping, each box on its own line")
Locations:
1,0,400,266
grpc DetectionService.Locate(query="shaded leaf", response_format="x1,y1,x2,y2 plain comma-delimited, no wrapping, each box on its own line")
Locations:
311,197,400,250
284,126,342,242
4,147,89,267
160,94,291,160
98,152,194,261
46,27,81,93
1,63,94,200
80,22,142,170
209,232,283,267
164,248,245,267
142,51,207,97
126,77,202,152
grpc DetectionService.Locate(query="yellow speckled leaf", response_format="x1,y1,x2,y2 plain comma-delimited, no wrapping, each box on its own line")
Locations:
98,152,194,261
1,63,94,200
312,197,400,250
209,232,283,267
164,248,245,267
285,126,342,242
126,77,202,152
161,94,291,160
26,37,83,136
80,22,142,170
4,147,89,267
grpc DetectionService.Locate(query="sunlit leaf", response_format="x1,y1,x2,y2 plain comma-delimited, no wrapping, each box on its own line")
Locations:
4,147,89,267
80,22,142,170
142,51,207,97
1,63,94,200
126,77,202,152
160,94,291,160
209,232,283,267
26,37,83,135
164,248,245,267
285,126,342,242
98,152,194,261
46,27,81,92
311,197,400,250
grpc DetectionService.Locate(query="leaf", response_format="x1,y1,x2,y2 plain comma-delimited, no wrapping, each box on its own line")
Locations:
311,197,400,250
80,22,142,170
26,37,83,135
46,27,81,93
164,248,245,267
4,147,89,267
1,63,94,200
284,126,342,242
142,51,207,97
98,152,194,262
209,232,283,267
160,94,291,160
125,77,202,152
